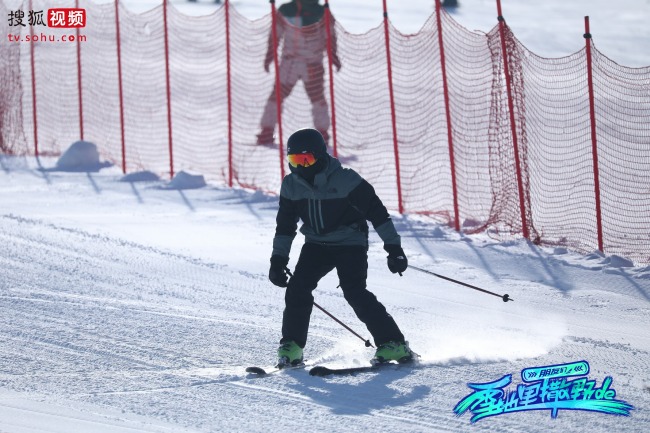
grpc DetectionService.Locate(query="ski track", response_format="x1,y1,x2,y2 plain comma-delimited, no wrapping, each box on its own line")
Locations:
1,171,649,432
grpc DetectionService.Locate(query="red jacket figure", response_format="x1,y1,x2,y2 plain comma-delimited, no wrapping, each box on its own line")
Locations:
256,0,341,146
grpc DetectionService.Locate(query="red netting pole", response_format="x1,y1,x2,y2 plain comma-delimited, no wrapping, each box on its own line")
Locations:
75,0,84,140
270,0,285,179
115,0,126,173
496,0,528,239
584,16,604,252
29,0,38,157
435,0,459,231
225,0,233,187
162,0,174,178
382,0,403,214
323,0,338,157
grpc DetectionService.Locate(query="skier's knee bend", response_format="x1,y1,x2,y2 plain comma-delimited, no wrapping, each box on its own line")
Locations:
344,290,384,318
285,283,315,308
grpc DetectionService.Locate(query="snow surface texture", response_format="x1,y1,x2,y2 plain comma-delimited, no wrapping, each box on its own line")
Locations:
1,153,649,432
2,1,650,432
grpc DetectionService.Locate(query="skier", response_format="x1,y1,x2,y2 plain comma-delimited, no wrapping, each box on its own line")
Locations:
268,128,413,367
256,0,341,146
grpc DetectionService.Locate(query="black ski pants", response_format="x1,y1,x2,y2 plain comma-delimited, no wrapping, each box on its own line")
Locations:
282,242,405,348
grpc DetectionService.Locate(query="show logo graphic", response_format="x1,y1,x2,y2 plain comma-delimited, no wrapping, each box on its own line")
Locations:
454,360,634,423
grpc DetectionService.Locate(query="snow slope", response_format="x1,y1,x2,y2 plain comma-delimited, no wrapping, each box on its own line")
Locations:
1,155,649,432
1,1,650,432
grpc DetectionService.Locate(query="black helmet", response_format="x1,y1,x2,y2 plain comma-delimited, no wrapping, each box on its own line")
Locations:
287,128,327,159
287,128,328,182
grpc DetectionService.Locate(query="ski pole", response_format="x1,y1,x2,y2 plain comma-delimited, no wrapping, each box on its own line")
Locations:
313,302,374,348
409,265,513,302
283,267,374,347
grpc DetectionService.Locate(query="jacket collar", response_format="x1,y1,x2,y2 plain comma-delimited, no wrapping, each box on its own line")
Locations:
292,155,340,190
313,155,340,188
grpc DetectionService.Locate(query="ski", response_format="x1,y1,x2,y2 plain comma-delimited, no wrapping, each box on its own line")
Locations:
309,360,416,377
245,363,305,377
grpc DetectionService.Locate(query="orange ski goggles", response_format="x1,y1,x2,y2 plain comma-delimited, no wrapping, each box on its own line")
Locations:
288,152,318,168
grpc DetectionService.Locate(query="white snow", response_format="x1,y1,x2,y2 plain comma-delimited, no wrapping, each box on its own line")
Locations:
2,1,650,432
52,141,111,173
164,171,207,190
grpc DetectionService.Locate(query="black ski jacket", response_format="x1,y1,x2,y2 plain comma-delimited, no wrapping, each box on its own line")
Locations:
272,155,401,258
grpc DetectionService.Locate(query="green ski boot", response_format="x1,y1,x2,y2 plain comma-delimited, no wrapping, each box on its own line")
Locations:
372,340,414,364
277,340,303,367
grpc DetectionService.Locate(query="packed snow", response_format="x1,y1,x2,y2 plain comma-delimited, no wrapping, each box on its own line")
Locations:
1,1,650,432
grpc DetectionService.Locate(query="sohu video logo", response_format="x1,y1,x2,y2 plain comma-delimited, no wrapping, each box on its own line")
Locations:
454,360,634,422
7,9,86,28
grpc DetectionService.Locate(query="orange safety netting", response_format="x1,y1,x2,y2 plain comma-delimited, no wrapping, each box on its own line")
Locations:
1,1,649,264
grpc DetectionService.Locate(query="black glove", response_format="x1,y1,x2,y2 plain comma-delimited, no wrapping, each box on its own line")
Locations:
384,244,407,275
269,255,290,287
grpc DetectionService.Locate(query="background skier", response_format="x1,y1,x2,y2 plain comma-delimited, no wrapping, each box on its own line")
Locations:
256,0,341,146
